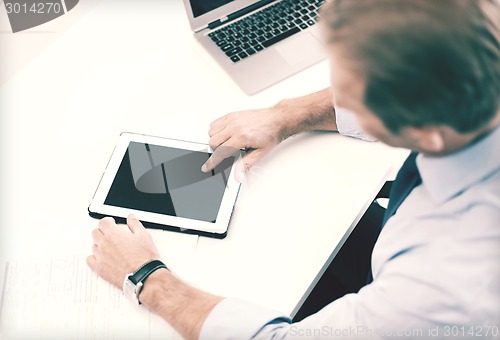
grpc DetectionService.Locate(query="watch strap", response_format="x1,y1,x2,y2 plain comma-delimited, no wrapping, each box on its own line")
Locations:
128,260,167,303
129,260,167,285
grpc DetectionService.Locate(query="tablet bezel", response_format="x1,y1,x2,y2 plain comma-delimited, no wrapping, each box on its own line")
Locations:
88,132,242,238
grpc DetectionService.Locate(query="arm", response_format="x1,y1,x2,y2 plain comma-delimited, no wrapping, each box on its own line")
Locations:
87,215,221,340
87,216,454,339
138,267,222,340
202,87,338,175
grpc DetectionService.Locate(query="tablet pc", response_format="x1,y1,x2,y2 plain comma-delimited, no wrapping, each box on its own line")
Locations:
88,132,242,238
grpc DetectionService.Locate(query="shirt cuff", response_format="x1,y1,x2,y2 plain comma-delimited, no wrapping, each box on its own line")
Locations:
335,107,377,142
199,298,291,340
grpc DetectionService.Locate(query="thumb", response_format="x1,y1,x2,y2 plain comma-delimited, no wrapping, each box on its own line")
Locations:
127,214,145,233
235,148,266,182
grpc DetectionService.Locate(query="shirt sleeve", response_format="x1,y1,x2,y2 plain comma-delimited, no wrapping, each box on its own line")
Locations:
200,284,415,340
199,298,292,339
200,234,500,339
335,107,377,142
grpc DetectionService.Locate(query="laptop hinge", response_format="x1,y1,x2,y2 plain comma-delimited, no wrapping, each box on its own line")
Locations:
206,0,277,30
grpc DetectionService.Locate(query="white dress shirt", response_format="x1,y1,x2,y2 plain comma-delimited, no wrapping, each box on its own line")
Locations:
200,112,500,339
334,107,377,142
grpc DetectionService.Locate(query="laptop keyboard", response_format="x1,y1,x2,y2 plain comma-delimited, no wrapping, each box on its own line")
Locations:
208,0,326,63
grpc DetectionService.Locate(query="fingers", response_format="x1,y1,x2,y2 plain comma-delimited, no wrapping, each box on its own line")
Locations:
91,228,104,245
234,159,246,183
242,148,266,171
202,141,240,172
204,121,235,173
208,114,231,136
127,214,145,233
234,148,267,182
98,216,116,233
86,255,96,271
208,127,230,150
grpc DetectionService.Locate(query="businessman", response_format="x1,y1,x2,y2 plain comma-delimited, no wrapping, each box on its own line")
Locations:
88,0,500,338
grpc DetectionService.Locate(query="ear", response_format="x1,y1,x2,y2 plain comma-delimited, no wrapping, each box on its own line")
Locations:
406,127,445,153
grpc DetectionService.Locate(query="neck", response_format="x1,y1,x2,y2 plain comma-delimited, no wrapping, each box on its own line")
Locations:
426,112,500,156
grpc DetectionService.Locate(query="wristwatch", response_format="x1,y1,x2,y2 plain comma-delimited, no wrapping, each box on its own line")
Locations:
122,260,168,305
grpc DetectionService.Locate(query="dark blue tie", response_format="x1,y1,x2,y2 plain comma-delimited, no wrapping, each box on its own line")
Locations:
381,152,421,227
366,152,422,284
366,152,421,284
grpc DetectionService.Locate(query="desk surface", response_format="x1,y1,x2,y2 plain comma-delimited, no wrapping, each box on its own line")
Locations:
0,0,408,332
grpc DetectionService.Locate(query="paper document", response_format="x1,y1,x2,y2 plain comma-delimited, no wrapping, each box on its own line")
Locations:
1,232,198,339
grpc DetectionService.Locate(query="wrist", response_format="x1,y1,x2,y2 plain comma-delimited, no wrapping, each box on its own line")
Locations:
137,267,174,309
273,98,308,141
138,268,223,340
123,260,168,305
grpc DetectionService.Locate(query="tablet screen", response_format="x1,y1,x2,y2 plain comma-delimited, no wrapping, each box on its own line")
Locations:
104,141,234,223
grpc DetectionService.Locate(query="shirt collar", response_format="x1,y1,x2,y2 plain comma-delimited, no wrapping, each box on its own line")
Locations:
416,124,500,204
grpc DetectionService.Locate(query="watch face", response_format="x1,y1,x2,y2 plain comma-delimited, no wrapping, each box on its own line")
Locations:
123,276,140,306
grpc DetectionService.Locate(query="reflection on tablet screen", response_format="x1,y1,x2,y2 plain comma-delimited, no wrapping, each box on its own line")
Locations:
104,142,234,223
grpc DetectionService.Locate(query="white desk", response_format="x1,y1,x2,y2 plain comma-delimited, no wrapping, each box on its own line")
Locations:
0,0,408,336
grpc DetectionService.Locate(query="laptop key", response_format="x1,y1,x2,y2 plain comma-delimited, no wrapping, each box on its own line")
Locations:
217,41,229,48
238,52,249,59
230,55,240,63
262,26,300,48
247,48,256,55
226,47,243,57
221,44,234,52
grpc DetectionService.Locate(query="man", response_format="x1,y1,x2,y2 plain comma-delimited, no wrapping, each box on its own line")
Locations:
88,0,500,338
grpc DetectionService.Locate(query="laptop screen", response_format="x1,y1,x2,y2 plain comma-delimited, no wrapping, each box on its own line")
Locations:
190,0,236,17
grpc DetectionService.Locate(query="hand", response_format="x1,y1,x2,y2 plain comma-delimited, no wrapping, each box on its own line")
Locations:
201,106,288,180
87,215,161,290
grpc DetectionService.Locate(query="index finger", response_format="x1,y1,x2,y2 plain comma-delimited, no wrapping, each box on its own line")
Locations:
201,142,240,172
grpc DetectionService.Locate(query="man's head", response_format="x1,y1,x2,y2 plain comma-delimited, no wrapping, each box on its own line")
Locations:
322,0,500,154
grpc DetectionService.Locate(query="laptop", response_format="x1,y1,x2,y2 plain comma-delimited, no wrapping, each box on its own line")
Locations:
183,0,327,94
